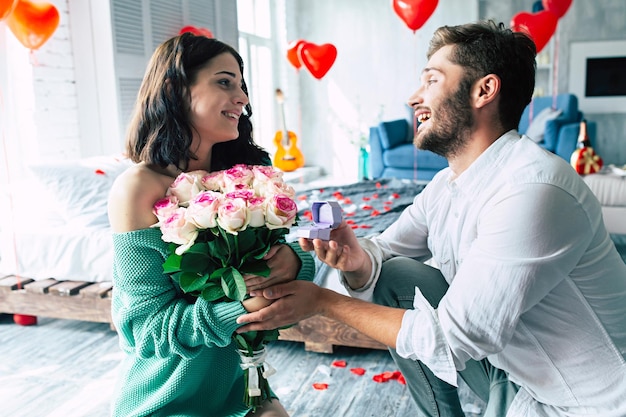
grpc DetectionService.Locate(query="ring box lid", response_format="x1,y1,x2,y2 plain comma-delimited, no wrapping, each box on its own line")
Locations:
311,201,342,229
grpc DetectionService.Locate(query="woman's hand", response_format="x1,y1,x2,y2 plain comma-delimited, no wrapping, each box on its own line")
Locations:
241,295,273,313
244,244,299,293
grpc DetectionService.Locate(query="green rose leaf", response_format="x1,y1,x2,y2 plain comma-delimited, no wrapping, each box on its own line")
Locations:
240,260,270,277
162,253,182,274
179,271,208,293
220,266,247,301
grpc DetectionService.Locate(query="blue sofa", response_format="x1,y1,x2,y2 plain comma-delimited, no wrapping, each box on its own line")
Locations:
368,94,596,180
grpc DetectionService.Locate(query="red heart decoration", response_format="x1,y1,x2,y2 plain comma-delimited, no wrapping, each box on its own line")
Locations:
510,10,558,53
0,0,16,20
298,42,337,80
6,0,59,50
286,39,307,70
541,0,572,19
393,0,439,32
179,25,213,38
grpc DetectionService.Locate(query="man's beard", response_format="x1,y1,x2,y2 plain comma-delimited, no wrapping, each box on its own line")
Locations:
414,77,474,158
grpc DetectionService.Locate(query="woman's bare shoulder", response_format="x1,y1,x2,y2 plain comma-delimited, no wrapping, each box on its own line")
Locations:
108,163,175,232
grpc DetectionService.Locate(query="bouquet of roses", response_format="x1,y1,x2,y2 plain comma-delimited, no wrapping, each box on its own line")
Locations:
152,164,298,410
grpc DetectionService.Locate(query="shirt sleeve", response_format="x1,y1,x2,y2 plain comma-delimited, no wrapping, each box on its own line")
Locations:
112,228,248,360
396,183,594,385
340,190,433,300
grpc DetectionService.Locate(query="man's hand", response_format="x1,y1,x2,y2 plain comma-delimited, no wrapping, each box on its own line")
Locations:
236,280,324,332
299,220,372,289
244,244,299,292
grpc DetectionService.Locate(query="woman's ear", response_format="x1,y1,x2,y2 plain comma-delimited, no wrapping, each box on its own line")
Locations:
473,74,500,109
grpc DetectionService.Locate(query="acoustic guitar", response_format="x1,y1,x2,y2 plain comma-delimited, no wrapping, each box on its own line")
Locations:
273,89,305,172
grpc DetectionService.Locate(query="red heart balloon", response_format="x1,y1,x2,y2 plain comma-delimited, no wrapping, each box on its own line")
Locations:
298,42,337,80
541,0,572,19
179,25,213,38
286,39,307,70
6,0,59,50
0,0,16,20
393,0,439,32
510,10,558,53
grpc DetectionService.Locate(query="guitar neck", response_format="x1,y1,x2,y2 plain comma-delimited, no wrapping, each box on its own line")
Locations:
278,96,289,147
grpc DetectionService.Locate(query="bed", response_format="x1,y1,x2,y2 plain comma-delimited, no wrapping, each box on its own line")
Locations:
0,155,427,353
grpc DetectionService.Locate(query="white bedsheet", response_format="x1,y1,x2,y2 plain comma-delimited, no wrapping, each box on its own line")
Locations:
0,224,114,282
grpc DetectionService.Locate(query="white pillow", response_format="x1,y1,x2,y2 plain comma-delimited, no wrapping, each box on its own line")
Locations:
525,107,562,143
27,155,133,228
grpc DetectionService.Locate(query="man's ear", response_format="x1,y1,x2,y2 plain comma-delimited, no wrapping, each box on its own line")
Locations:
473,74,500,109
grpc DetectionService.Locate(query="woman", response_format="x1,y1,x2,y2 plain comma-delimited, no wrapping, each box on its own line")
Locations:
107,33,314,417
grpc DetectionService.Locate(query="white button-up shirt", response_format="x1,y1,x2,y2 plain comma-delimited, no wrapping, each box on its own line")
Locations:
346,131,626,416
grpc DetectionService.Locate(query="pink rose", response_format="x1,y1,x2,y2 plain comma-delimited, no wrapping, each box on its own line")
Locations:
186,191,222,228
201,171,225,192
217,197,250,234
153,195,179,223
248,196,266,228
225,189,254,201
161,208,199,255
265,194,297,229
222,164,254,193
168,172,203,206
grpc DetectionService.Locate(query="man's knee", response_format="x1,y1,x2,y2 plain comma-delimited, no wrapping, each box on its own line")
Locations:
373,257,448,309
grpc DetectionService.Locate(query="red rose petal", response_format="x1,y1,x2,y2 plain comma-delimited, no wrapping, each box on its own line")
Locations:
345,212,355,217
350,367,366,375
297,195,308,201
362,205,373,210
362,196,371,201
372,374,388,383
376,182,382,188
397,374,406,385
94,169,106,175
332,360,347,368
371,210,380,217
383,206,392,211
350,224,359,229
346,219,356,225
392,193,400,199
372,193,379,199
313,383,329,390
359,224,372,229
343,198,352,204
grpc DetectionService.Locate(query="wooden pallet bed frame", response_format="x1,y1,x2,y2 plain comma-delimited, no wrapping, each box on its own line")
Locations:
0,275,386,353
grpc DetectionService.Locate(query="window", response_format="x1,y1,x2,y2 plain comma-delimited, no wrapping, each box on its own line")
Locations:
237,0,283,154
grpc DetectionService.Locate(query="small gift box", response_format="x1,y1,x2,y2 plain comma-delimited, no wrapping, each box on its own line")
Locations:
297,201,342,240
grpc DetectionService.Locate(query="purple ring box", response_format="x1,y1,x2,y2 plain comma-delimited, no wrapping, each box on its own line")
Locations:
296,201,342,240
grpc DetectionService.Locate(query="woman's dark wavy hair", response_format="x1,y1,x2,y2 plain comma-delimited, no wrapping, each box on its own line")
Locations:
427,20,537,131
125,32,269,172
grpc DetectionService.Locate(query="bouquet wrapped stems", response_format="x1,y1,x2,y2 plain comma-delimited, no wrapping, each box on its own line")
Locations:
235,330,278,409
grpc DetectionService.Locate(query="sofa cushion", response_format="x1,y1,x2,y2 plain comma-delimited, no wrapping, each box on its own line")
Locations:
384,144,448,170
378,119,409,150
525,107,562,143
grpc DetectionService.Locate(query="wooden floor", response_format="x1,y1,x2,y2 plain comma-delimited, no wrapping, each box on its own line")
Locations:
0,315,485,417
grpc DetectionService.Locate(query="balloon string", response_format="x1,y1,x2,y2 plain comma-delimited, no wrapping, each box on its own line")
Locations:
0,86,23,289
413,31,420,182
552,24,560,108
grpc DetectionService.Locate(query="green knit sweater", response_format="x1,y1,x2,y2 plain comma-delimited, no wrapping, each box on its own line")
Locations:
110,228,315,417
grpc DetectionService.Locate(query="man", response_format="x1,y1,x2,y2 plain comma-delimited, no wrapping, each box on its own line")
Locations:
238,20,626,416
